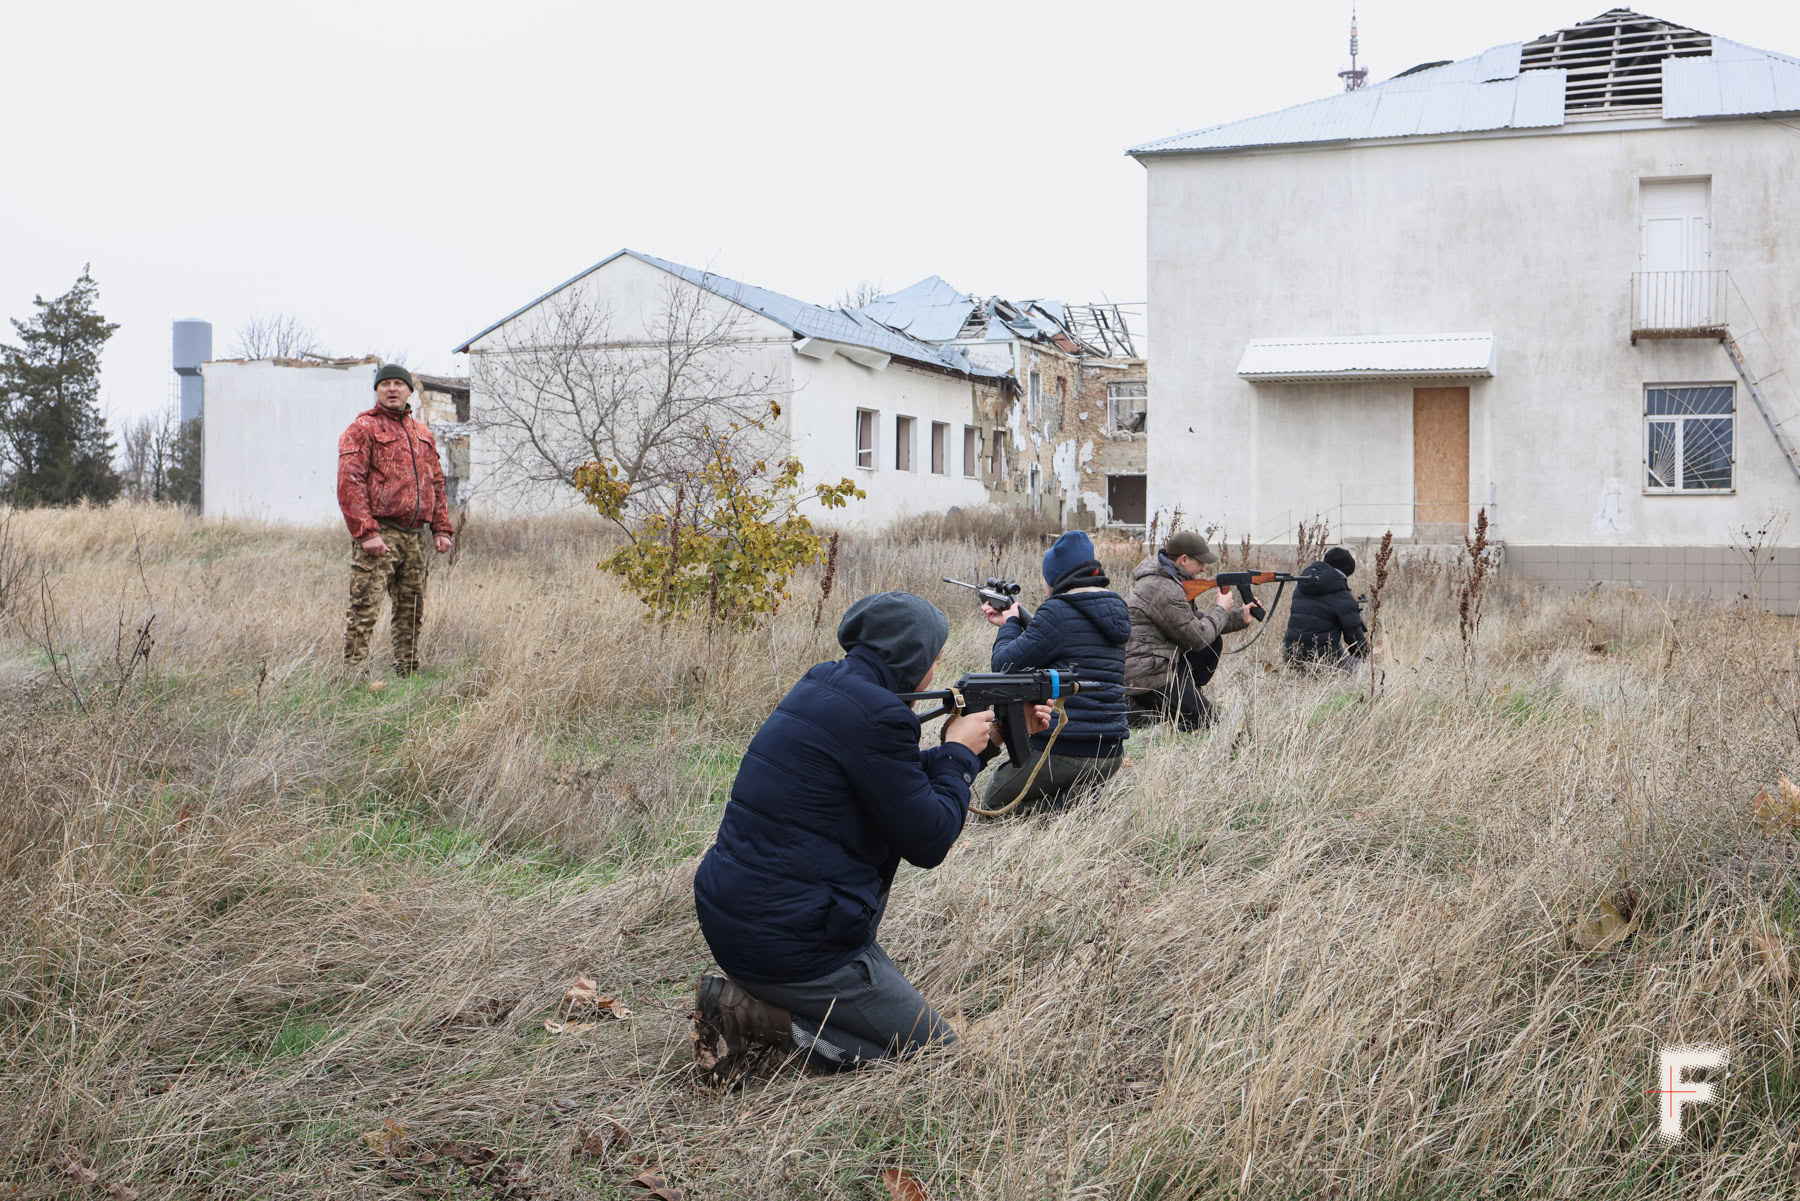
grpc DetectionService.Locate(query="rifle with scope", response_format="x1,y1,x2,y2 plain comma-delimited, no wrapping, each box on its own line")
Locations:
943,576,1030,629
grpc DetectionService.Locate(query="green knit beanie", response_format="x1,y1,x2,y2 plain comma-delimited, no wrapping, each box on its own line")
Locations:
374,363,415,392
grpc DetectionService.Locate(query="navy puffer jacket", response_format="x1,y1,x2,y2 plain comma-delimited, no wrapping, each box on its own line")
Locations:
693,646,983,985
1282,560,1369,663
990,574,1131,757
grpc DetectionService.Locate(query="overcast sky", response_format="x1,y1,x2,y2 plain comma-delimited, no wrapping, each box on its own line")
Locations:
5,0,1798,430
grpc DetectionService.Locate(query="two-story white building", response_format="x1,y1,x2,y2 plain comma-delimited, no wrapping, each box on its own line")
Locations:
454,250,1007,527
1132,8,1800,606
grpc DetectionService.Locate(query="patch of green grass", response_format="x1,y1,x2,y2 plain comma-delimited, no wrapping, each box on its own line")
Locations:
1307,691,1365,725
267,1019,339,1059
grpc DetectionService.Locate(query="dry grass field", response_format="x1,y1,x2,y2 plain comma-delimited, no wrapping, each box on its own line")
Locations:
2,502,1798,1200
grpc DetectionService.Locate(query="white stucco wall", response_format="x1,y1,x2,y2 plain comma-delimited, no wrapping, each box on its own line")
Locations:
462,254,796,516
788,353,989,527
462,252,990,528
200,359,381,527
1145,117,1800,546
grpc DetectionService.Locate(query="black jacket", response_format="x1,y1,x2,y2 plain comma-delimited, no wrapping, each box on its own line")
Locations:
1282,560,1369,663
990,576,1132,757
692,646,982,985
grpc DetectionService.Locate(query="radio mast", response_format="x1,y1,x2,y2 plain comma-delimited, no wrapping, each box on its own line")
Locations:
1338,4,1369,91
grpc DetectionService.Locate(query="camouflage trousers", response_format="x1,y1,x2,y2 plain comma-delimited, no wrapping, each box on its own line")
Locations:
344,525,431,674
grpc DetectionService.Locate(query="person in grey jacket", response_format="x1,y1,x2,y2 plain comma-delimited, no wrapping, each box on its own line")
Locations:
1123,531,1254,730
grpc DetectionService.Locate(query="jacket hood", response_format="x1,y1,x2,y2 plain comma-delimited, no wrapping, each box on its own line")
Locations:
1058,588,1133,644
1297,561,1352,597
836,591,948,692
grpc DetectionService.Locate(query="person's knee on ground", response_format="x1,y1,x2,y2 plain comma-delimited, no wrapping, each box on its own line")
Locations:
692,974,795,1082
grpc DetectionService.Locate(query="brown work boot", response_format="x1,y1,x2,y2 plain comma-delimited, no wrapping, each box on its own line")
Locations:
692,974,791,1083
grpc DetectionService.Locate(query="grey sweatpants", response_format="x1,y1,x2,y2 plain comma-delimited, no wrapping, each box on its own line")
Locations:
743,943,954,1068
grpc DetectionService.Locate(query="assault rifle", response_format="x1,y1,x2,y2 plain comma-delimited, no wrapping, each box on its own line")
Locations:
943,577,1031,629
897,669,1088,769
1180,569,1301,622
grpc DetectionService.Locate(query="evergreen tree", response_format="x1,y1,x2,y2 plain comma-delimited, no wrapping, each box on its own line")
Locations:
166,417,203,510
0,266,123,505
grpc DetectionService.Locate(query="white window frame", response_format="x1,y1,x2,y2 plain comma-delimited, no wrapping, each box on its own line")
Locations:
962,426,979,478
895,414,915,472
1107,380,1148,434
854,408,877,470
1644,382,1735,494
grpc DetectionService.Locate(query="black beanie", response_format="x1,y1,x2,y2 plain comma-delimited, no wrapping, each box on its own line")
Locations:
836,592,949,692
1324,547,1356,577
374,363,415,392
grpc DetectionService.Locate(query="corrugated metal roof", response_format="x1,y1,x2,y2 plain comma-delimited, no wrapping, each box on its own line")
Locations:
1130,48,1562,156
1237,333,1496,382
1133,12,1800,157
456,251,1002,379
1663,39,1800,117
856,277,977,344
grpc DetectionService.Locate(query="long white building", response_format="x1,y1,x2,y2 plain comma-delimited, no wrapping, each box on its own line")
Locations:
1132,8,1800,605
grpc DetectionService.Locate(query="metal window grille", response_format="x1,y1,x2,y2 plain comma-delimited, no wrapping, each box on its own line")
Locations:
1645,385,1733,491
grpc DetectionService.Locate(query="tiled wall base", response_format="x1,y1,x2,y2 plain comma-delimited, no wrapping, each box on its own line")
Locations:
1503,545,1800,614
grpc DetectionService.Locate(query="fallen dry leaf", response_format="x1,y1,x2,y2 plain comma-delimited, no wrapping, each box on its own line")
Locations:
360,1117,407,1158
1573,895,1630,952
562,976,632,1019
1754,929,1792,983
1753,777,1800,833
882,1167,930,1201
64,1161,99,1187
627,1169,685,1200
573,1115,630,1159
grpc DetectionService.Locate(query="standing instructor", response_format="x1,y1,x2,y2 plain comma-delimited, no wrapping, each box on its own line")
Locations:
336,364,453,677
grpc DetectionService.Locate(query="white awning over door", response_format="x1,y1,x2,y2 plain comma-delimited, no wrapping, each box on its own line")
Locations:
1237,333,1496,382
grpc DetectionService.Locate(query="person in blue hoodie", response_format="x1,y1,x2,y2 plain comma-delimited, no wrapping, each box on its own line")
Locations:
979,530,1132,815
690,591,1049,1080
1282,546,1370,670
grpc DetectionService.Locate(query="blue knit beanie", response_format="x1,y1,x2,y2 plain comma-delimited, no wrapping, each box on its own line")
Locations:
1042,530,1097,587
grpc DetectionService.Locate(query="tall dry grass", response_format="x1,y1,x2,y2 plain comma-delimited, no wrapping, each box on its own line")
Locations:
0,501,1797,1200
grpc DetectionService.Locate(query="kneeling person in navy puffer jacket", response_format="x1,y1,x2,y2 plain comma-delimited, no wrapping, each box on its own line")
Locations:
691,592,1047,1079
980,530,1132,815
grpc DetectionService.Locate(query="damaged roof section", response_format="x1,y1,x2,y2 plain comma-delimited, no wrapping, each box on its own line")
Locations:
853,280,1140,359
1130,8,1800,157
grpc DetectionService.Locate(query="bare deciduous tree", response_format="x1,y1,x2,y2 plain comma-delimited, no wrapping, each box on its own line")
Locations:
119,408,177,502
471,278,785,508
231,313,326,361
835,279,885,310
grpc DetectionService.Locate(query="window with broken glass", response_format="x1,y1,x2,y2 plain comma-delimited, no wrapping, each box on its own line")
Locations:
855,409,876,469
1107,381,1148,434
1645,385,1733,491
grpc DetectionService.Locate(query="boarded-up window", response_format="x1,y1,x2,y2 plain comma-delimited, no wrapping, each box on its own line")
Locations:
855,409,875,469
930,422,947,474
1107,381,1147,433
963,426,978,477
895,415,914,471
1646,384,1733,490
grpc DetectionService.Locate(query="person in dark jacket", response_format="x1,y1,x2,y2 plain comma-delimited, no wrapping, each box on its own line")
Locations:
691,592,1046,1080
980,530,1131,815
1282,546,1370,670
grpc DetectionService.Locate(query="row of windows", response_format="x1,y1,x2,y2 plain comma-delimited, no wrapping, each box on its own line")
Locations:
855,410,985,477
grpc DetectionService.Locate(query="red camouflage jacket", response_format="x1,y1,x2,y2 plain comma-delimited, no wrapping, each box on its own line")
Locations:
336,404,452,541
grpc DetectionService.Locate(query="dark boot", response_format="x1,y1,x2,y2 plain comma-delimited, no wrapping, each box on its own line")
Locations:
692,974,791,1082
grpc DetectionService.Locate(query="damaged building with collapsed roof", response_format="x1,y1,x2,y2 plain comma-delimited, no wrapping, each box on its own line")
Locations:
1132,7,1800,607
854,279,1148,528
456,249,1146,530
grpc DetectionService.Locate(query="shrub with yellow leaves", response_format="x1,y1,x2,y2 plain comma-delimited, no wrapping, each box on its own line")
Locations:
573,401,864,623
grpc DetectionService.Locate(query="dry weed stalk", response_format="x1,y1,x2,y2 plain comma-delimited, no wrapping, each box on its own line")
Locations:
812,531,840,631
1367,529,1394,698
1456,507,1493,687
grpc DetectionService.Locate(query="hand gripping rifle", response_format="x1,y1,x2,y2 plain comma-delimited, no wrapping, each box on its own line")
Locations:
943,577,1030,629
897,668,1088,818
1181,570,1301,654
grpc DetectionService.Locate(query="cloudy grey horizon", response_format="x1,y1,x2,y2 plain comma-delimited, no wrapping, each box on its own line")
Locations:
5,0,1797,434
